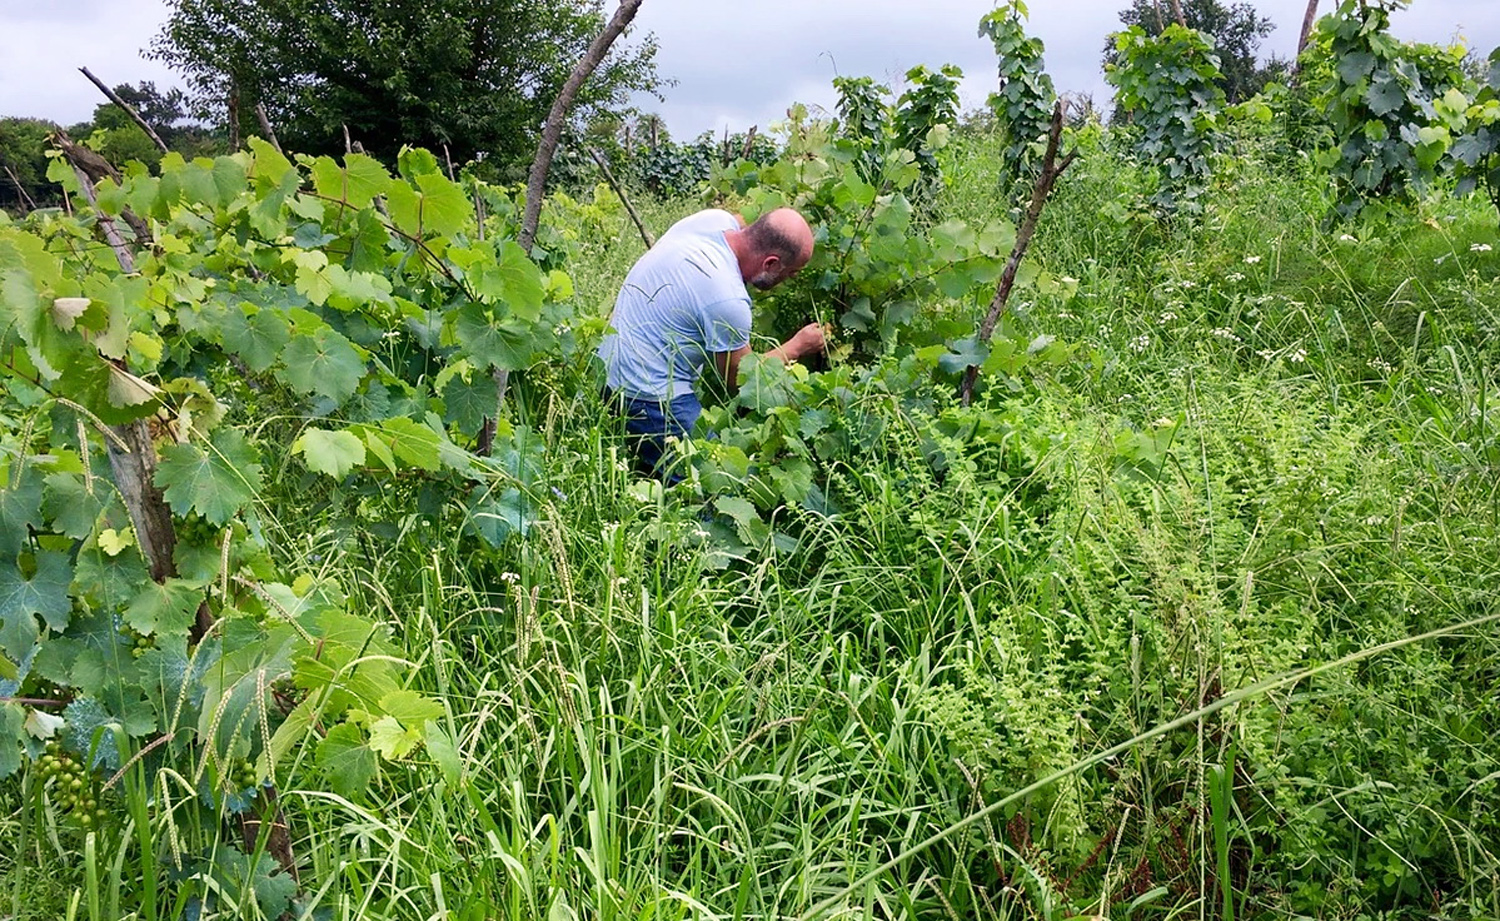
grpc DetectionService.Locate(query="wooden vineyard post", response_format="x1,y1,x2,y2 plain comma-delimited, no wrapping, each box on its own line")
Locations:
960,101,1078,407
478,0,646,455
59,142,299,882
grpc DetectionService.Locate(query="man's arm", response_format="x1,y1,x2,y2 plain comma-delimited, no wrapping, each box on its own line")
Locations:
712,322,826,391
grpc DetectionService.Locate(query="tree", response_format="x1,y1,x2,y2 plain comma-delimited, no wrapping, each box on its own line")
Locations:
1104,0,1275,105
0,117,55,211
148,0,659,172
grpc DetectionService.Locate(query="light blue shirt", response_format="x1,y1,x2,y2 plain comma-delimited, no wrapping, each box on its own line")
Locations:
598,210,752,399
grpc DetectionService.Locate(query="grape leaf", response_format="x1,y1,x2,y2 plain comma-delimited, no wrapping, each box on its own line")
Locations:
373,417,441,471
279,328,365,403
205,846,298,921
0,466,43,557
43,472,105,540
378,689,443,727
318,722,378,797
125,578,204,636
73,541,150,612
248,137,295,188
0,704,22,779
0,552,72,656
442,372,498,432
63,696,126,770
471,241,546,319
292,428,365,479
455,302,534,372
368,715,422,759
467,485,534,546
155,429,263,526
221,306,291,374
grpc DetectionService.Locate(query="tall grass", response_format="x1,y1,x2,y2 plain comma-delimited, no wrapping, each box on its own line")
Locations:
5,131,1498,919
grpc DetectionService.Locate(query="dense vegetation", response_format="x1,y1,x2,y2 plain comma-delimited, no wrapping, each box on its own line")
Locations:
2,3,1499,919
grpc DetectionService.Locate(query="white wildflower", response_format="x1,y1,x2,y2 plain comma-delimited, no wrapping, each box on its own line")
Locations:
1129,334,1151,353
1471,243,1493,252
1225,272,1246,283
1290,348,1308,364
1338,234,1357,243
1243,255,1262,264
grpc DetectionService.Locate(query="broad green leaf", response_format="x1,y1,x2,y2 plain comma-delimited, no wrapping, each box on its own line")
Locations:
279,327,365,403
0,552,72,657
221,305,290,374
155,428,263,525
124,578,204,636
292,428,365,479
311,153,392,209
378,689,443,727
97,528,134,556
454,302,534,371
938,336,990,375
368,715,422,759
374,417,441,471
73,542,150,613
248,137,295,187
42,472,105,540
442,372,498,432
467,486,534,546
0,467,43,557
471,241,545,319
0,704,22,779
414,173,470,238
714,495,769,544
424,722,461,787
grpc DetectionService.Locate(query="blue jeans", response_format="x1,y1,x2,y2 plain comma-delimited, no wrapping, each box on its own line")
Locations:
609,390,702,480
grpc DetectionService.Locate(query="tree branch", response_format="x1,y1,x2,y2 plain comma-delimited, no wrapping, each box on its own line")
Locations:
79,67,170,154
588,147,654,249
961,101,1078,406
484,0,644,456
517,0,645,253
1291,0,1320,84
254,103,284,155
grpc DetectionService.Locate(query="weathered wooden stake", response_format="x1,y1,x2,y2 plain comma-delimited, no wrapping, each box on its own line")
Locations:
960,101,1078,406
588,147,654,249
79,67,169,154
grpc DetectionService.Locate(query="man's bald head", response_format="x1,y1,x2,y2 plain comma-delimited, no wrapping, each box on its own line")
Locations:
740,208,814,290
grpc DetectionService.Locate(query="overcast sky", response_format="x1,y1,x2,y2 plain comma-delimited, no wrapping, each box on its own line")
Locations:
2,0,1497,137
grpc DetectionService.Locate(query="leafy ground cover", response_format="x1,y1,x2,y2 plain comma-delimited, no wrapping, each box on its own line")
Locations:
2,115,1498,921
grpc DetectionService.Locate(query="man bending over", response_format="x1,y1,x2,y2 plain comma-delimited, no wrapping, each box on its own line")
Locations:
598,207,826,477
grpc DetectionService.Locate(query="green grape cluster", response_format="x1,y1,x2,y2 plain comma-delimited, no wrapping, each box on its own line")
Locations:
37,742,108,828
175,512,222,548
120,622,156,659
231,757,258,791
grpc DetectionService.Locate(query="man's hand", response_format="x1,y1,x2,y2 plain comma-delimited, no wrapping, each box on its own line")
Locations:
718,322,831,392
785,322,829,361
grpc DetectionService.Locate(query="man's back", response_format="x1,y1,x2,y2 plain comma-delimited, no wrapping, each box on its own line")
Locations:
598,209,752,400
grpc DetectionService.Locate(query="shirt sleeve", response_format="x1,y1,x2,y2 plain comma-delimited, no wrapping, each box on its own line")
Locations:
699,296,752,353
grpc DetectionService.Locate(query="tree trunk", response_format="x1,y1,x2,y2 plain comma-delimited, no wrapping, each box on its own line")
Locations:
1169,0,1187,27
254,103,283,156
